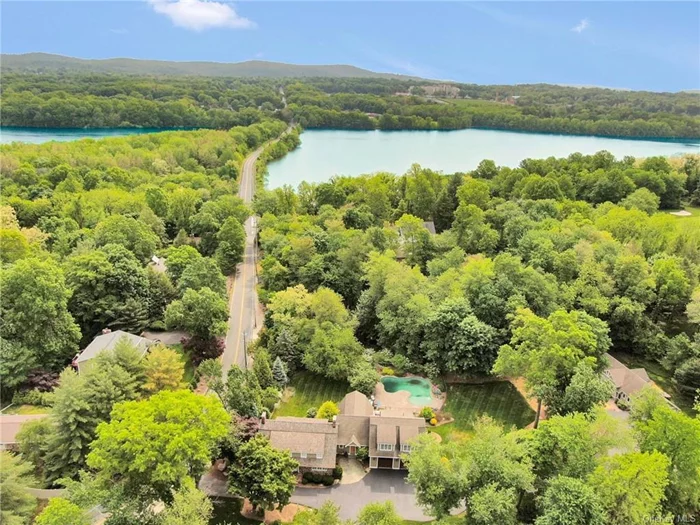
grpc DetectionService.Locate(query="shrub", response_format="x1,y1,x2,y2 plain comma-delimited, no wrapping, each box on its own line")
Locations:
301,472,312,484
349,364,380,397
332,465,343,480
321,475,334,486
616,398,630,411
381,367,395,376
356,447,369,462
261,386,281,414
419,407,435,421
429,418,438,426
25,369,59,392
306,407,317,418
391,354,412,375
12,388,54,407
317,401,339,421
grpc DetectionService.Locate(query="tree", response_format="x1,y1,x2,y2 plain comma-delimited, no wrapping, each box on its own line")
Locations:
0,451,37,525
93,215,159,263
304,325,364,381
87,390,229,502
16,418,53,481
291,501,343,525
404,417,534,519
687,286,700,325
35,498,89,525
143,344,186,394
535,476,606,525
224,367,263,418
0,338,36,394
165,287,228,340
317,401,340,421
633,403,700,514
469,483,518,525
160,479,213,525
177,257,227,298
0,258,81,370
227,435,298,511
349,362,380,396
253,347,274,390
272,356,288,388
165,245,202,284
357,501,402,525
422,298,499,376
553,361,614,415
588,452,670,525
215,217,246,275
621,188,660,214
493,308,611,427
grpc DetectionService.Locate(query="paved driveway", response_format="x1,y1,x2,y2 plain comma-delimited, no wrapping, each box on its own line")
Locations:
291,469,432,521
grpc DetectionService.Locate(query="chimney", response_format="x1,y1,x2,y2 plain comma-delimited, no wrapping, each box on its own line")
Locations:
102,328,112,335
261,411,267,425
332,415,337,428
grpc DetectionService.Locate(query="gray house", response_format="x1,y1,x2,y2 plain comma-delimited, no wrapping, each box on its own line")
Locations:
74,330,151,374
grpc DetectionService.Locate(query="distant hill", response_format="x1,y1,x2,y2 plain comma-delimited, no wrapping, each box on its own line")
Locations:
1,53,421,79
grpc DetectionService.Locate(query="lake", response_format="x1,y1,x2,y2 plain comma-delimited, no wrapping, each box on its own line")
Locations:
0,127,168,144
266,129,700,188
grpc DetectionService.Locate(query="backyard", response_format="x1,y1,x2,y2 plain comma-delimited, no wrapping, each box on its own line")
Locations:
274,371,351,418
432,381,535,441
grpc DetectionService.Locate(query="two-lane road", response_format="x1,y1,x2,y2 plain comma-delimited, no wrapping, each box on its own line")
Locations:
221,145,264,375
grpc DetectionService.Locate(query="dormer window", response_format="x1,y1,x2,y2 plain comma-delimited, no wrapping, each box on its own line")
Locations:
378,443,394,452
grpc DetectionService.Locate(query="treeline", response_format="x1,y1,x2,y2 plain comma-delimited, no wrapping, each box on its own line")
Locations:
251,152,700,407
3,72,699,139
0,73,286,128
286,81,700,137
0,120,287,398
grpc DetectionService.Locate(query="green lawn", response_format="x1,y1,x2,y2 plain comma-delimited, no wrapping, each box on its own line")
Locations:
274,371,350,418
1,404,49,415
434,381,535,441
669,205,700,232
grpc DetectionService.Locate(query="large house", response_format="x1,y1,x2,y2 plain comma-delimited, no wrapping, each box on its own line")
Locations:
74,329,151,374
604,353,670,405
260,391,426,474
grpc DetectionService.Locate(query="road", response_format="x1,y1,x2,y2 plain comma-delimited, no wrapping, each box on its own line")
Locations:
221,145,264,375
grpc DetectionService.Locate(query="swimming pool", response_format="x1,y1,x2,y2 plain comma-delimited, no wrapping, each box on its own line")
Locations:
380,376,433,406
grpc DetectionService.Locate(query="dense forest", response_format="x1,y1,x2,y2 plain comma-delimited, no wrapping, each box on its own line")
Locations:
1,115,700,524
3,72,700,139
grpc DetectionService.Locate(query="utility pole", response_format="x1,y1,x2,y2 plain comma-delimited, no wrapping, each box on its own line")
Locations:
243,331,248,370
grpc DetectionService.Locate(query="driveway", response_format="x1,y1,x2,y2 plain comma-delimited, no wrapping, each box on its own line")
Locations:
291,469,432,521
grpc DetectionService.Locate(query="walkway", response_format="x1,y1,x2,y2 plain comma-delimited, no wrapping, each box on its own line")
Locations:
291,470,432,521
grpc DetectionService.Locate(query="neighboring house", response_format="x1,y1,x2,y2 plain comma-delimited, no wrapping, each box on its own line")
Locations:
74,329,151,374
258,416,338,474
261,391,426,472
604,353,670,405
0,414,48,450
149,255,167,274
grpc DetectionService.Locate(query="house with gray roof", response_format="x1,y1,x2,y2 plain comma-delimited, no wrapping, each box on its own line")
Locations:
604,353,670,404
74,329,151,374
261,391,426,473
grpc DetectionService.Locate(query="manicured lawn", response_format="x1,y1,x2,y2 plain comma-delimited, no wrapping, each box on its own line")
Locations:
1,404,49,415
669,205,700,232
274,371,350,418
435,381,535,441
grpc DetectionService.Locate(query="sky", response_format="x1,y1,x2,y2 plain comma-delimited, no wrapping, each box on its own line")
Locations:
2,1,699,92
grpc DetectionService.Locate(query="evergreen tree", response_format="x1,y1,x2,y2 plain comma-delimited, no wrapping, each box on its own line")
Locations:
272,356,288,389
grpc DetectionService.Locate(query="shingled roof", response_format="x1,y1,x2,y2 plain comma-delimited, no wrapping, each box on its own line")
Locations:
258,417,338,470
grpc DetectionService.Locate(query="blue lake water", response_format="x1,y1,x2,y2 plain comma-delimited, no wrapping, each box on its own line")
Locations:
0,127,168,144
266,129,700,188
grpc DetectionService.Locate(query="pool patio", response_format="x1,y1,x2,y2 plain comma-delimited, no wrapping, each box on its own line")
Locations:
374,378,444,413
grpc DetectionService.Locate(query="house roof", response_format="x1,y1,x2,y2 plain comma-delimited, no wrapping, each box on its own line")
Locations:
376,424,397,444
0,414,48,445
337,415,370,447
76,331,151,364
604,353,657,397
369,415,426,457
259,417,338,469
339,391,373,417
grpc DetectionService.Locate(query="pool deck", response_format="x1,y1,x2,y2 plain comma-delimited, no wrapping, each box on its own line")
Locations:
375,380,444,413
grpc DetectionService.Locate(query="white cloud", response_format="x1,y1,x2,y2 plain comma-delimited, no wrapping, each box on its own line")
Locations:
148,0,255,32
571,19,590,34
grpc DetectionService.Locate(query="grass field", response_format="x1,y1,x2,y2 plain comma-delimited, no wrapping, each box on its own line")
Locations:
433,381,535,441
274,371,351,418
670,205,700,231
1,404,49,415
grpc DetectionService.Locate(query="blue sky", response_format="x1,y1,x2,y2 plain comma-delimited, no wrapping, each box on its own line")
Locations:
2,1,699,92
